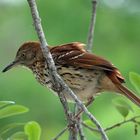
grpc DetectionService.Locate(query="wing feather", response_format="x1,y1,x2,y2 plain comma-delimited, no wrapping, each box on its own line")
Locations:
50,42,125,83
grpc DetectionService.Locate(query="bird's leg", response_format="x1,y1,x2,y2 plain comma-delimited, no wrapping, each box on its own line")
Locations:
86,96,95,107
74,96,94,119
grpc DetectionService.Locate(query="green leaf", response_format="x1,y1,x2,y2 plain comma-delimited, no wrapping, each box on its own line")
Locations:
115,105,129,118
129,72,140,94
113,98,134,112
24,121,41,140
0,105,29,119
113,98,133,118
9,131,28,140
0,123,25,136
0,101,15,108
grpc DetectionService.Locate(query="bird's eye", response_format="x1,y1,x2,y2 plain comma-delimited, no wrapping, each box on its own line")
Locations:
22,53,25,57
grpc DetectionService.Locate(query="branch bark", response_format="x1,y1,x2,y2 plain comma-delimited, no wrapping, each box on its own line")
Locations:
27,0,75,138
27,0,108,140
104,115,140,132
82,115,140,133
87,0,97,52
76,106,86,140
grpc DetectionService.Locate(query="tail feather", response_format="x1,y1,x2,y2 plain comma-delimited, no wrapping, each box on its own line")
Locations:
117,84,140,107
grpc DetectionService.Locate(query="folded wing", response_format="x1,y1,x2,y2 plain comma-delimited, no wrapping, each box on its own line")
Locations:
50,42,125,84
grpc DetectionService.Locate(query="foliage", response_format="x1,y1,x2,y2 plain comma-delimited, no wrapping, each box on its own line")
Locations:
24,121,41,140
113,98,134,119
129,72,140,94
0,101,41,140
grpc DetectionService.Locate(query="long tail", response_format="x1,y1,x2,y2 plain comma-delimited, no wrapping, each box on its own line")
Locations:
117,84,140,107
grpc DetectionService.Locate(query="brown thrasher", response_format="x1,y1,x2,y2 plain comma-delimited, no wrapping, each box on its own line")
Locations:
2,41,140,106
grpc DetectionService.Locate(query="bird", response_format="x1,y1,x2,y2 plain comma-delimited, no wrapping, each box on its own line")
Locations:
2,41,140,106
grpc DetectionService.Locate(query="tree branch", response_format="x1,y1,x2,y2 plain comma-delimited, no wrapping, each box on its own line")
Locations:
87,0,98,52
27,0,108,140
73,105,86,140
76,106,86,140
77,121,86,140
27,0,76,139
68,113,78,140
82,122,99,132
82,115,140,133
52,127,68,140
104,115,140,132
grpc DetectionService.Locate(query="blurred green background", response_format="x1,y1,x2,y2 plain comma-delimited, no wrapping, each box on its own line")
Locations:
0,0,140,139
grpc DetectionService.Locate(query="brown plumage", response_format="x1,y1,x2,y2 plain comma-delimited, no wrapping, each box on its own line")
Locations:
2,41,140,106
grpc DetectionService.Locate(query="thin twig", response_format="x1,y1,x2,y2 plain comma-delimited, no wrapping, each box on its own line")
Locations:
27,0,108,140
69,126,78,140
82,122,99,132
82,115,140,133
78,121,86,140
76,106,86,140
52,127,68,140
87,0,97,52
105,115,140,132
55,101,93,140
68,114,78,140
68,105,78,140
74,97,94,119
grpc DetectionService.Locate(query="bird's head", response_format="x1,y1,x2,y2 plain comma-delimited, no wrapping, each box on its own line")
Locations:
2,41,43,72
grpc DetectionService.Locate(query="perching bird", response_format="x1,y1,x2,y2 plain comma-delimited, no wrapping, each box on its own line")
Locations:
2,41,140,106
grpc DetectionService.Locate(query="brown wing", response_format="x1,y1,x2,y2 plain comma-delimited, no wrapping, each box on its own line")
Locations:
50,42,125,84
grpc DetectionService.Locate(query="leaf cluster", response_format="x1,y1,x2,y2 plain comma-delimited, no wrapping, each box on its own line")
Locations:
0,101,41,140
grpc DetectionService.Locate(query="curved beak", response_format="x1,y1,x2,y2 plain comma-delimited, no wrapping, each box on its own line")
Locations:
2,60,19,73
